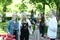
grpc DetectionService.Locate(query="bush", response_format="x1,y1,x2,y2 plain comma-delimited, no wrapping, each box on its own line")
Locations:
6,17,20,21
0,22,8,32
6,17,12,21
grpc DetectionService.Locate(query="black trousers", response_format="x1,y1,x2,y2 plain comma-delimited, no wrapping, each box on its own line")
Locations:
20,29,29,40
50,39,55,40
40,27,44,37
13,30,18,40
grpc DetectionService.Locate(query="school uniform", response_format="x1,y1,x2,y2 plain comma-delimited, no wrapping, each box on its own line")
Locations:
45,17,58,40
19,19,32,40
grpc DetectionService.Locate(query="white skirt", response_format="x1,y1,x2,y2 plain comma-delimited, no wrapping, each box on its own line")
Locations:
34,29,40,40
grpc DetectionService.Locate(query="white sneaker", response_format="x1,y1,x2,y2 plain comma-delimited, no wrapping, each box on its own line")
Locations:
41,37,44,40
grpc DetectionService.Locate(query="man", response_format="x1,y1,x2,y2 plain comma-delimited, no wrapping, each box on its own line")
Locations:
45,9,58,40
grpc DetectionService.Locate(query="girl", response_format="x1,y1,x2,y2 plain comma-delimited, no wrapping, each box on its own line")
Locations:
19,13,32,40
6,13,19,40
39,13,45,37
34,14,41,40
45,9,58,40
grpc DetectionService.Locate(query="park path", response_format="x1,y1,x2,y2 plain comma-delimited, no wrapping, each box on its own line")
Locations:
29,34,47,40
0,28,59,40
29,34,60,40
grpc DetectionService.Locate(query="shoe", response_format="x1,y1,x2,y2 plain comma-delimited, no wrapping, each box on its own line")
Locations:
41,37,44,40
48,38,51,40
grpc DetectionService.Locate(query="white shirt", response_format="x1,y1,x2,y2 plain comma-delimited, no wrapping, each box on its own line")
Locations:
45,17,57,38
19,19,33,35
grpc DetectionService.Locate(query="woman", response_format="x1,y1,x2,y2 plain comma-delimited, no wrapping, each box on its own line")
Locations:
6,13,19,40
45,9,58,40
39,13,45,37
19,13,32,40
34,14,41,40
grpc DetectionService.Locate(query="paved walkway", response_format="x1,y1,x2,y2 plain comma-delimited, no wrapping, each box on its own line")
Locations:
29,34,60,40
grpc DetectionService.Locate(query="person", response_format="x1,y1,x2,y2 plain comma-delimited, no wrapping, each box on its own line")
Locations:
30,9,35,24
6,13,19,40
2,14,6,22
39,13,45,37
34,14,41,40
45,9,58,40
19,13,32,40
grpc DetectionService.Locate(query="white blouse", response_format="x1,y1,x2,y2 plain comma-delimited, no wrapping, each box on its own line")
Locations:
45,17,58,38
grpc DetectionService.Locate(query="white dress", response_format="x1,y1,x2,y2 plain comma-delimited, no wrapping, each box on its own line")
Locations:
34,22,40,40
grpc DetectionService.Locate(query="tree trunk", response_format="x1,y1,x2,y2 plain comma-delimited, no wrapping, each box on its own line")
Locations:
59,8,60,17
3,5,6,12
43,3,45,22
43,3,45,14
57,4,60,19
2,5,6,22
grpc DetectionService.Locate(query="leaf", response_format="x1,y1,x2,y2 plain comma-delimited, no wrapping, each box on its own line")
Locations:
0,0,12,5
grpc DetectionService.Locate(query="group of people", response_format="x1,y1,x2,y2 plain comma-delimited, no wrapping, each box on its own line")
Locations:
6,9,58,40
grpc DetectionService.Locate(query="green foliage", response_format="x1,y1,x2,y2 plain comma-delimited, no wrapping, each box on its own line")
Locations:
6,17,12,21
29,0,45,4
0,0,12,13
54,0,60,4
19,3,28,12
0,0,12,5
0,22,8,32
36,3,43,12
0,0,57,14
54,0,60,8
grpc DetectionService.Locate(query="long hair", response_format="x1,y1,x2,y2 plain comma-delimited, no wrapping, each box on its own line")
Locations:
12,13,18,21
41,13,45,23
21,12,27,22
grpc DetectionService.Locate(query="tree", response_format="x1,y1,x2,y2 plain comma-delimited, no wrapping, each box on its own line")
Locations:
0,0,12,22
29,0,45,13
54,0,60,18
19,3,27,12
0,0,12,12
46,0,60,18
